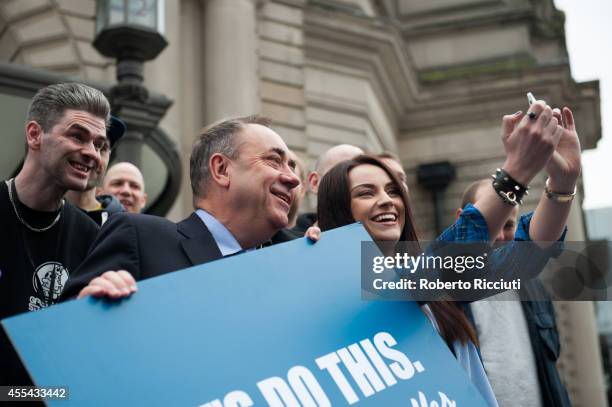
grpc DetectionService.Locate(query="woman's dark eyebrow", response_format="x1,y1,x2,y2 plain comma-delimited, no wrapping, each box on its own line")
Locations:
350,183,376,192
385,181,398,188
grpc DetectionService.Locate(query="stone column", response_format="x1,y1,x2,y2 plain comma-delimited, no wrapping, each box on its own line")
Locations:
556,301,608,407
142,0,184,220
203,0,259,122
554,191,608,407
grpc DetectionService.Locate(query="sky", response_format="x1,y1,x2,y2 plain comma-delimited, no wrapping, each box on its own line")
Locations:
554,0,612,209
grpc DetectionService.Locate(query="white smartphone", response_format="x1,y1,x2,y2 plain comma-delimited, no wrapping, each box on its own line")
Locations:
527,92,536,105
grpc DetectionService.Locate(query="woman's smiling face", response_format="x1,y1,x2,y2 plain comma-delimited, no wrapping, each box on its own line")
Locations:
348,164,406,242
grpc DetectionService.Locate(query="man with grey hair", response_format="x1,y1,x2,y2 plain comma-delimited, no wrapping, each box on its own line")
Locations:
62,115,300,299
1,82,110,384
292,143,364,235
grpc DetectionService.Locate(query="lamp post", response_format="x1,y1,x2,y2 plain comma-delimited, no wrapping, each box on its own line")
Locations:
417,161,456,235
93,0,169,167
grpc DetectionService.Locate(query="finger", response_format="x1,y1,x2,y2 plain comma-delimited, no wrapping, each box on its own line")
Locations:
84,284,126,300
541,116,560,154
552,108,562,126
77,285,105,299
531,100,547,112
89,276,120,294
502,111,524,135
524,101,545,125
550,122,564,147
536,105,553,128
563,107,576,131
101,271,132,295
116,270,137,292
543,114,558,133
88,276,127,299
305,227,321,242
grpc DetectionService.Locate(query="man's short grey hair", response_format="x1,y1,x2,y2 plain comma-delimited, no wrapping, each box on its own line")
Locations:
27,82,110,132
190,115,272,200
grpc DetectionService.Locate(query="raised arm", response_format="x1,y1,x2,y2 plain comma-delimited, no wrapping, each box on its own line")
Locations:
528,107,580,241
474,101,564,239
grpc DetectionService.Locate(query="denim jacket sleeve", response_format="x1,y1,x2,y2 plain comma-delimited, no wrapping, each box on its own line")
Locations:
438,203,568,243
432,204,567,299
437,204,490,243
515,211,568,242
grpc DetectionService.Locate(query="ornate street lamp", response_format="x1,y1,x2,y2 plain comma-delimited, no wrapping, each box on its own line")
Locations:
92,0,181,215
95,0,167,96
93,0,169,166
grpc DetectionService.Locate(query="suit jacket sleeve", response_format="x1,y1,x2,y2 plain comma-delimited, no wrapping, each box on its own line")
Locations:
61,212,141,300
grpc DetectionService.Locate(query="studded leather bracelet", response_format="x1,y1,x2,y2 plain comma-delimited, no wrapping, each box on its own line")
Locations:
491,168,529,206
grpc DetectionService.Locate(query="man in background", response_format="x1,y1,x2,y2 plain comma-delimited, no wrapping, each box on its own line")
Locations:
100,161,148,214
292,143,364,234
457,179,571,407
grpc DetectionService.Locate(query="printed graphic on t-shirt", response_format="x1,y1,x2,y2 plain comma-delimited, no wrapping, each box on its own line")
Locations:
29,261,69,311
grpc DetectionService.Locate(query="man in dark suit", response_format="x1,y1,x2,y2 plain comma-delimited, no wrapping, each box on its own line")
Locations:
62,115,300,299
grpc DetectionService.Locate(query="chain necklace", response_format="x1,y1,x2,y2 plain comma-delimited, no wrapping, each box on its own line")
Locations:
5,178,64,233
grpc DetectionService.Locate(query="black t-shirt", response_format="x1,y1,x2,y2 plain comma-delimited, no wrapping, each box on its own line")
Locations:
0,179,99,385
81,194,125,226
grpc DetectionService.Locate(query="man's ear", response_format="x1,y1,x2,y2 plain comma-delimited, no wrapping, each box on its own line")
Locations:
307,171,320,194
142,192,148,206
25,121,44,151
455,208,462,220
209,153,231,188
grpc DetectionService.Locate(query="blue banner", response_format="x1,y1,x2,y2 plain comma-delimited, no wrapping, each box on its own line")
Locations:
3,223,487,406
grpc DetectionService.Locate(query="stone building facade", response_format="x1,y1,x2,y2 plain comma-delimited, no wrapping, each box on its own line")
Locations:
0,0,606,405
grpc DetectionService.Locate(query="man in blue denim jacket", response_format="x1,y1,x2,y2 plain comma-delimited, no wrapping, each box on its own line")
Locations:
440,178,572,407
433,100,580,407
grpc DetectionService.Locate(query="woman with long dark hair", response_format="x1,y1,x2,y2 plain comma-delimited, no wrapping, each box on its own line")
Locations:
317,154,498,406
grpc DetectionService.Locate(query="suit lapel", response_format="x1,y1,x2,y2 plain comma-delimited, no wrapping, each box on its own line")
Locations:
177,213,223,266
